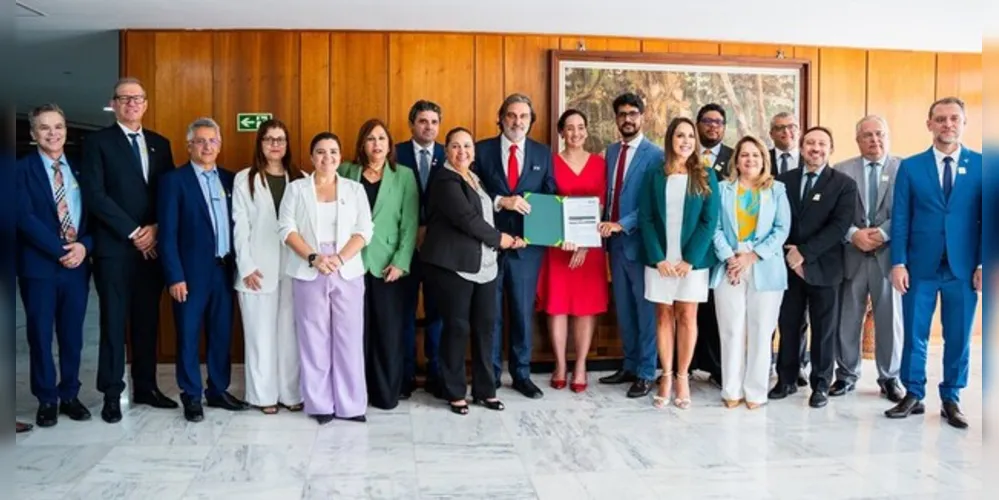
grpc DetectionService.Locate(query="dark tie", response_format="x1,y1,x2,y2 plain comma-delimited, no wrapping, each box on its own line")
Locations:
802,172,816,201
780,153,790,175
610,143,630,221
867,162,879,225
418,149,430,192
128,133,142,162
942,157,953,201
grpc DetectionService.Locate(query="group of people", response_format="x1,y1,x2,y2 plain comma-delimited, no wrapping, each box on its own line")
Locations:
15,76,980,431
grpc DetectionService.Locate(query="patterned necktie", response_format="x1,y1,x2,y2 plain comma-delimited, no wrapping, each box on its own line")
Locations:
942,157,953,201
780,153,790,175
507,144,520,190
52,160,77,242
802,172,817,201
867,162,879,225
703,148,713,168
418,149,430,192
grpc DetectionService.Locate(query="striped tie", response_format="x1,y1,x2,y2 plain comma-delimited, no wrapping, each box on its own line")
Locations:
52,160,77,242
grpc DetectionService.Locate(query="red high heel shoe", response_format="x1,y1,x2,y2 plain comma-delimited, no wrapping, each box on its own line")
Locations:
570,381,587,393
550,377,567,390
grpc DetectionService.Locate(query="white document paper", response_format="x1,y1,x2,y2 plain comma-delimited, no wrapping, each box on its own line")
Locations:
561,196,602,248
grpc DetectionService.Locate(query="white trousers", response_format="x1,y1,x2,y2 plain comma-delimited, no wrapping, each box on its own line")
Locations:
714,263,784,404
239,277,301,406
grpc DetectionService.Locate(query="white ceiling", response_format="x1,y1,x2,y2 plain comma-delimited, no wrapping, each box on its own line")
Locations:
15,0,984,128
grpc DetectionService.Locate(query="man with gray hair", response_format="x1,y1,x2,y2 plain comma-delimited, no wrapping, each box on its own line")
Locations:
831,115,905,402
157,117,247,422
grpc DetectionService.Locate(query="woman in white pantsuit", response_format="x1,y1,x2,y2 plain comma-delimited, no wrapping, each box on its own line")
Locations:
233,119,304,414
638,117,720,410
710,135,791,409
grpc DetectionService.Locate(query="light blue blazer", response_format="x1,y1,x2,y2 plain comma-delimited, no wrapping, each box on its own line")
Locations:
709,179,792,291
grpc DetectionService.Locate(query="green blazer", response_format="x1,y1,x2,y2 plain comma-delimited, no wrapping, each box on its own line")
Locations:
638,165,721,270
338,162,419,276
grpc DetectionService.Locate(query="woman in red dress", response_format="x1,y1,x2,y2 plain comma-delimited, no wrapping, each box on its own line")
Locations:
537,109,608,392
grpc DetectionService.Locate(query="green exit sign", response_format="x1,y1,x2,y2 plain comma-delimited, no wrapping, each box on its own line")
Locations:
237,113,273,132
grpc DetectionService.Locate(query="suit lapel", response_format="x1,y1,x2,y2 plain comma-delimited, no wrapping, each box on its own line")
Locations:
853,159,870,217
949,146,973,206
113,126,148,182
30,153,60,221
722,182,738,236
800,166,831,219
372,165,396,217
183,164,214,226
786,170,805,216
875,158,895,213
623,140,647,188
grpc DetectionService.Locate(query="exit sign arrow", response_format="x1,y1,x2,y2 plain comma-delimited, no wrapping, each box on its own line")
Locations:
237,112,273,132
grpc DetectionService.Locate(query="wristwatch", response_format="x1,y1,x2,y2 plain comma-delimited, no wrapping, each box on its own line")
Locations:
308,253,318,267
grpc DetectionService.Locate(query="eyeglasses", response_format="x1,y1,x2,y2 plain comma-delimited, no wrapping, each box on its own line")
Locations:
859,131,886,140
190,138,221,148
699,118,725,127
616,110,641,120
772,124,799,132
114,95,147,105
261,137,287,146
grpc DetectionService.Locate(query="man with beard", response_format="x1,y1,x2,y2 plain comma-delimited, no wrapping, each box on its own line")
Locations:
597,92,665,398
689,103,732,388
886,97,981,429
769,111,810,387
474,93,555,399
770,126,856,408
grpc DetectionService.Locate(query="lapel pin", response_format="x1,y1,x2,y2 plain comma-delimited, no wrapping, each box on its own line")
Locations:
812,193,821,201
531,165,540,171
958,167,967,175
150,147,155,153
881,174,890,182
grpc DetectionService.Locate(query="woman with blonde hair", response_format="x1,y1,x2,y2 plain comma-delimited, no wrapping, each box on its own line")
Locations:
710,135,791,409
638,116,720,409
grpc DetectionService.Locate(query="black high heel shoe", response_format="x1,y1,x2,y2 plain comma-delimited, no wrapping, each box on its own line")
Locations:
449,401,469,415
473,398,505,411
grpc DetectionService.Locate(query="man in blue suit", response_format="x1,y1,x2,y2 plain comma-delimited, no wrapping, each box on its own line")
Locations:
158,117,248,422
16,104,93,427
395,100,446,399
886,97,982,429
597,92,665,398
475,93,556,399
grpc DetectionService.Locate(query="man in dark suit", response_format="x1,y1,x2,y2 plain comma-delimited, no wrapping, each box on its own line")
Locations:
770,126,857,408
690,103,733,387
768,111,810,387
16,104,93,427
474,93,556,399
79,77,177,423
395,100,446,398
158,117,248,422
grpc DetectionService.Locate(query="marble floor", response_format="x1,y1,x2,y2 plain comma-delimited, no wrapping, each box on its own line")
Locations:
15,287,983,499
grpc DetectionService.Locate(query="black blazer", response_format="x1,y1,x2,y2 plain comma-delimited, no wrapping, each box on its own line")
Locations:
710,143,734,177
777,165,857,287
79,125,174,257
769,148,805,177
421,168,503,274
395,139,445,225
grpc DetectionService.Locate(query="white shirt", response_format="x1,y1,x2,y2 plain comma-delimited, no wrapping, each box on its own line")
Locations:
117,121,150,182
316,201,339,242
774,147,800,172
932,147,961,188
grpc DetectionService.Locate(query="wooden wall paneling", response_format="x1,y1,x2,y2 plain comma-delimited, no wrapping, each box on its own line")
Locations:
212,31,301,173
120,31,157,128
299,32,331,168
330,33,389,161
720,42,793,58
793,46,820,128
560,36,608,51
605,38,642,52
151,32,215,164
474,35,505,140
866,50,936,157
668,40,721,55
387,33,475,150
817,48,867,164
936,53,983,150
503,35,560,144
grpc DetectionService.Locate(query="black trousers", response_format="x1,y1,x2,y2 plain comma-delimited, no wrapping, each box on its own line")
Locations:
691,290,722,379
364,274,406,410
94,254,164,400
777,271,839,392
424,263,497,402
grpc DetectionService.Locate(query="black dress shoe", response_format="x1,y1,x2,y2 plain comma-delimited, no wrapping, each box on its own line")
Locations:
809,391,829,408
768,383,797,400
884,394,925,419
16,421,33,433
796,372,809,387
512,379,544,399
36,404,58,427
879,379,905,403
829,380,855,397
313,414,335,425
473,398,505,411
181,398,205,423
334,414,367,423
206,392,250,411
941,401,969,429
133,388,179,409
101,400,122,423
627,379,653,398
59,398,92,421
599,369,637,385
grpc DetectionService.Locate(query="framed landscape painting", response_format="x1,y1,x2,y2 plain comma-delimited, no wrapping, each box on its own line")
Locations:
549,50,811,153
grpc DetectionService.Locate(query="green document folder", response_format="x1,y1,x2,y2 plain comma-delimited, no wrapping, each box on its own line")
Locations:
522,193,565,247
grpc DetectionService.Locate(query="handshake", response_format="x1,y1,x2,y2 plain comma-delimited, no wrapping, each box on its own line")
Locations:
500,233,527,250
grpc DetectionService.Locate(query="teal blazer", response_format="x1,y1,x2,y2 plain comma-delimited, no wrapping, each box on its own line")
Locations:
338,162,419,276
638,165,720,270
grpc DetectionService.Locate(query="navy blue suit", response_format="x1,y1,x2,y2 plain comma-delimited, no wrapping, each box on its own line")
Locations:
157,163,236,401
395,139,446,384
474,135,556,381
16,151,92,405
892,146,982,403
